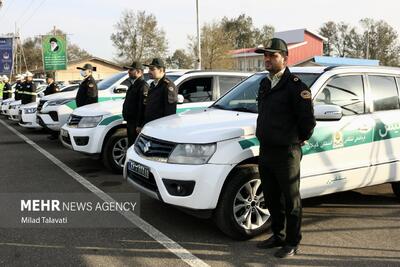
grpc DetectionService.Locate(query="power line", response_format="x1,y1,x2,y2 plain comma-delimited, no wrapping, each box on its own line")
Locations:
15,0,36,24
0,0,16,25
21,0,46,28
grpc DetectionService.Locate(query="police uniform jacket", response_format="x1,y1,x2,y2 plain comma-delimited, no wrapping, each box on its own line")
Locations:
76,75,98,107
44,82,59,96
138,75,177,127
15,82,22,100
256,67,316,147
21,81,36,104
2,82,11,100
122,77,148,124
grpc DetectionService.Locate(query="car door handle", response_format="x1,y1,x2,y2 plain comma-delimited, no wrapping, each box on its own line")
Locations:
358,126,371,132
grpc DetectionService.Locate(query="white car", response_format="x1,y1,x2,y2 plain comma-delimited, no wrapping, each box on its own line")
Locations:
61,71,251,173
124,66,400,240
4,84,47,121
36,72,135,132
19,84,79,129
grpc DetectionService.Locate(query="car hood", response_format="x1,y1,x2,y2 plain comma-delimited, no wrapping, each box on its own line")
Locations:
9,100,22,107
41,91,76,101
20,102,38,109
72,99,123,117
142,108,257,143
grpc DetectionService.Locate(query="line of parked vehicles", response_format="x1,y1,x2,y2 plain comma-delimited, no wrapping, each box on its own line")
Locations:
2,66,400,239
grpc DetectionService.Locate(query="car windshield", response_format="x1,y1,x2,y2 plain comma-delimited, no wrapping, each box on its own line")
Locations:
97,72,127,90
60,85,79,92
212,72,319,113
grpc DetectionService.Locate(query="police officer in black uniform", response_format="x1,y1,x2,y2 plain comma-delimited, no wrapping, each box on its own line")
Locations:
2,75,11,100
137,58,177,131
21,71,36,105
254,38,316,258
14,74,23,101
122,61,149,147
76,64,98,107
44,73,60,96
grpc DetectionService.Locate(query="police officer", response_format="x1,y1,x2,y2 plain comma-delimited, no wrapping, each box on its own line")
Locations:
1,75,11,100
254,38,316,258
21,71,36,104
44,73,60,96
122,61,149,147
137,58,177,132
14,74,23,101
76,64,98,107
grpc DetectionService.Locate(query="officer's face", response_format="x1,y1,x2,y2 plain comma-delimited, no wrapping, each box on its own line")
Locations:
263,51,287,73
46,78,54,84
148,67,164,79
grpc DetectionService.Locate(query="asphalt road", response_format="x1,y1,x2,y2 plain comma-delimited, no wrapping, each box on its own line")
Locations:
0,116,399,267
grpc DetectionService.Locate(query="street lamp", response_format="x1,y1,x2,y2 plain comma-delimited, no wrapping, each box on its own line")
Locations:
196,0,201,70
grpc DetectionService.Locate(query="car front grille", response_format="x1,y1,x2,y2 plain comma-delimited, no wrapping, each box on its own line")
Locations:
134,135,176,162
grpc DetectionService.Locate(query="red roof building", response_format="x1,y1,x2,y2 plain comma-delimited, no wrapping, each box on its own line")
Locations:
230,29,326,71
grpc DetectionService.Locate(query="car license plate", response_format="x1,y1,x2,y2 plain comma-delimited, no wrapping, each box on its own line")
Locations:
128,161,150,179
60,129,69,138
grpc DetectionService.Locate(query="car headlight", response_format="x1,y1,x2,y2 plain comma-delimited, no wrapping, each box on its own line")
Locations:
24,107,37,114
77,115,103,128
47,98,74,106
168,143,217,165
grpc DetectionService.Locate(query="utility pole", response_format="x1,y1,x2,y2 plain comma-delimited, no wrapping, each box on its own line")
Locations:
196,0,201,70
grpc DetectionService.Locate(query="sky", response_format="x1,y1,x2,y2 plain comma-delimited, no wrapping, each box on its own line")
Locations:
1,0,400,62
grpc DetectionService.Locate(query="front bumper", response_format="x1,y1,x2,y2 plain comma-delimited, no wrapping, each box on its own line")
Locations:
20,110,41,129
8,107,21,121
60,124,106,154
123,147,233,210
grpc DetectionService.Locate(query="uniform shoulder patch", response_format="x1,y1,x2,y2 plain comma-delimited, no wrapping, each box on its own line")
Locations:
89,83,94,88
168,86,174,92
293,76,299,82
300,90,312,99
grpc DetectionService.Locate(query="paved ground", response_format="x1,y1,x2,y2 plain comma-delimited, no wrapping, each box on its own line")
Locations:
0,116,399,267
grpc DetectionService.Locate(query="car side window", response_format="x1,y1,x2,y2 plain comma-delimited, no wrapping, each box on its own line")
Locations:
315,75,365,116
369,75,400,112
178,77,213,103
218,76,244,95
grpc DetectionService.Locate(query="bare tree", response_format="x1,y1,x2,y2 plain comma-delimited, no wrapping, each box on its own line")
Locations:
110,10,168,65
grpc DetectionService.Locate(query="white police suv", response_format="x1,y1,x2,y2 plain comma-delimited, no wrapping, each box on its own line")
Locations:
124,66,400,239
61,71,251,173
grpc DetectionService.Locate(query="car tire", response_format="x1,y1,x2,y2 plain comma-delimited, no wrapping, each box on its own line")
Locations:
102,128,128,174
214,165,270,240
391,182,400,201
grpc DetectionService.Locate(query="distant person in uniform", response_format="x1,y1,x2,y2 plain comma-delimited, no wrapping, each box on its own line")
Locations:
21,71,36,105
14,74,24,101
137,58,177,133
1,75,11,100
255,38,316,258
122,61,149,147
76,63,98,107
44,73,60,96
49,37,59,52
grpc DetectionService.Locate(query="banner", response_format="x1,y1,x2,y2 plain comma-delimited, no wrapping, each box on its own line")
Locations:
42,35,67,71
0,37,13,76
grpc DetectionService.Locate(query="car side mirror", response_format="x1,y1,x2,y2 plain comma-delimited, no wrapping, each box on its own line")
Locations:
314,104,343,121
177,94,184,104
113,85,128,94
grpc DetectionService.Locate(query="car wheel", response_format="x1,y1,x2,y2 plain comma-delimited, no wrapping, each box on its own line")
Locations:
102,128,128,174
391,182,400,201
214,165,270,240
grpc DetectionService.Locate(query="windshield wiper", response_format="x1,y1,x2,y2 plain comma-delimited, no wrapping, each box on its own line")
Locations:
230,107,257,113
211,104,228,110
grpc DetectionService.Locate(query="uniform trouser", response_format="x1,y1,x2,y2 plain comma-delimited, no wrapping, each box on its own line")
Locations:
126,121,138,147
258,144,303,246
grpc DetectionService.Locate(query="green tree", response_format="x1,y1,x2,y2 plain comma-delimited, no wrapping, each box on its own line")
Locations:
166,49,194,69
254,25,275,46
110,10,168,65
